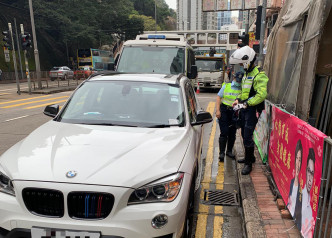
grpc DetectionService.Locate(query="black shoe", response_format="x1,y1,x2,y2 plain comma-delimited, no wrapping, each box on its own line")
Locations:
237,158,245,163
241,164,252,175
219,152,225,162
226,150,235,159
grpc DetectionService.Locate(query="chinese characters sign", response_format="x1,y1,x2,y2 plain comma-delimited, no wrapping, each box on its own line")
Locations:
245,0,256,9
202,0,215,11
254,100,271,163
217,0,228,10
230,0,242,10
269,106,326,238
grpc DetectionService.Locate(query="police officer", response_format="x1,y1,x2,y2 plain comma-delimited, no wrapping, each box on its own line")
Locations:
230,46,269,175
216,71,243,162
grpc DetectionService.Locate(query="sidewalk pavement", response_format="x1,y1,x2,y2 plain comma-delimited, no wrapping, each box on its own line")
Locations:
234,131,302,238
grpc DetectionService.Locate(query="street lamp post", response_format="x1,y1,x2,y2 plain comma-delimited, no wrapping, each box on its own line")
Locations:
28,0,42,89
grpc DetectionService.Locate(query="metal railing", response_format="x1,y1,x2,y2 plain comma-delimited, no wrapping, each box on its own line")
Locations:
315,137,332,238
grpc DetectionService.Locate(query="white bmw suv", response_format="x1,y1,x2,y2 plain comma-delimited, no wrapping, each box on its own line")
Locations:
0,73,212,238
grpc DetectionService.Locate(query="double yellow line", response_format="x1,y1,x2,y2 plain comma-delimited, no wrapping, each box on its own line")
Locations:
195,101,224,238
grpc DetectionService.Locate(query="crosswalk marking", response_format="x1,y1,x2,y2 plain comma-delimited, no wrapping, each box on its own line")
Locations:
24,100,67,109
0,95,52,105
1,96,68,108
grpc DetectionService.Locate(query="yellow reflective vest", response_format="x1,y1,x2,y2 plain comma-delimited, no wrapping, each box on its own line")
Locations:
238,66,269,106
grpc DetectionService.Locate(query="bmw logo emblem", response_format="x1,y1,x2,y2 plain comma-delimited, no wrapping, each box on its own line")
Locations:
66,171,77,178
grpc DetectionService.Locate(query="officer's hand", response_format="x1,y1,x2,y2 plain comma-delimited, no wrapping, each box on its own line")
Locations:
232,100,238,107
216,110,221,119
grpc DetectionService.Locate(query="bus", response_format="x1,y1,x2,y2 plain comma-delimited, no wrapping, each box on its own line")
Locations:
77,49,114,71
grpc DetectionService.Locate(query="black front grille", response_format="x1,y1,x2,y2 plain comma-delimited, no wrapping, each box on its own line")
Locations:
22,188,64,217
68,192,114,219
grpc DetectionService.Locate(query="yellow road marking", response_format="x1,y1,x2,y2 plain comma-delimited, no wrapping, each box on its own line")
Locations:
0,93,10,96
202,102,217,184
0,95,52,105
213,216,224,237
24,100,67,109
1,96,68,108
196,101,216,238
196,214,208,238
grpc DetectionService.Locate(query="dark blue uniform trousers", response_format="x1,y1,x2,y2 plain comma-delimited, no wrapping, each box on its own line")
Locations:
218,104,236,151
240,106,258,147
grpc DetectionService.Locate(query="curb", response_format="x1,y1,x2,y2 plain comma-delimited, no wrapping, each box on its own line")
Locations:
20,86,78,94
234,132,266,238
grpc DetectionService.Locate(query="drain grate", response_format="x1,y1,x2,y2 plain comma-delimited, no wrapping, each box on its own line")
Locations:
203,189,239,206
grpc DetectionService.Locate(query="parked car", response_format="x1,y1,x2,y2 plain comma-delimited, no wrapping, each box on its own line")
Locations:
49,66,74,81
0,73,212,238
74,66,96,80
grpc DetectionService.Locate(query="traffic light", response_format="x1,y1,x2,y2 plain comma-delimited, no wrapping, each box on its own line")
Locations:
21,33,32,50
2,31,12,50
238,33,249,48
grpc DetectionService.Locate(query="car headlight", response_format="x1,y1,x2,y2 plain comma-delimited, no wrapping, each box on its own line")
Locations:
128,173,184,205
0,170,15,196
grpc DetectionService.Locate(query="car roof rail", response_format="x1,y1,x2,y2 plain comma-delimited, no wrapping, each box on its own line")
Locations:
87,71,124,80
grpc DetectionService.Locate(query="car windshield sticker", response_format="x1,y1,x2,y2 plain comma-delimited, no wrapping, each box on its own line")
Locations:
169,119,179,125
171,95,179,102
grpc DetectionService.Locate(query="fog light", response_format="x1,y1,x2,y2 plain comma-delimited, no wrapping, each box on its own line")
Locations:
151,214,168,229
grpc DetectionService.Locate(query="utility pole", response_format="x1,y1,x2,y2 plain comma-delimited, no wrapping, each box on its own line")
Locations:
258,0,267,66
243,0,249,34
8,23,20,95
154,0,157,33
20,24,31,94
14,18,24,80
28,0,42,89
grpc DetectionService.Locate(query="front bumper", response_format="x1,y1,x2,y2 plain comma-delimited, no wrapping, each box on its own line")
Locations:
0,176,191,238
197,81,222,89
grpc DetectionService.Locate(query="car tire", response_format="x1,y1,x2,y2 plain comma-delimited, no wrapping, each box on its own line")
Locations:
50,78,55,81
181,173,195,238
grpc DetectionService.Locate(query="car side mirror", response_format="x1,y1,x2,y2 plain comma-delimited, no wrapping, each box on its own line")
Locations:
188,65,198,79
44,104,59,118
108,63,115,71
191,110,213,126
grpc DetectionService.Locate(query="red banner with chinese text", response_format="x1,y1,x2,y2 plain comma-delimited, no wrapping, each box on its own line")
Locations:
269,106,327,238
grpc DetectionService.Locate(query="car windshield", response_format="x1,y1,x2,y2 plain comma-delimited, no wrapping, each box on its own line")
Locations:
58,80,185,127
196,60,223,72
117,46,185,75
52,67,60,71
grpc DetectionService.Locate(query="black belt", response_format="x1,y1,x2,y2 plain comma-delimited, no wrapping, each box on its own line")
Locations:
221,103,233,110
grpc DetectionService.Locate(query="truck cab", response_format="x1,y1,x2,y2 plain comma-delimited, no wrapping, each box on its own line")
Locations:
115,34,197,79
195,53,227,90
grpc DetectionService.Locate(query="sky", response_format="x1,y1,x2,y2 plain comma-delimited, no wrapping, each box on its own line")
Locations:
165,0,177,10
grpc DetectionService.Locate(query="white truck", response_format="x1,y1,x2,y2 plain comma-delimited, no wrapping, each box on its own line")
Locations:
194,53,227,90
114,34,197,80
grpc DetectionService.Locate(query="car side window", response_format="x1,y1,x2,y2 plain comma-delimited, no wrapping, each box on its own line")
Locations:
185,82,197,123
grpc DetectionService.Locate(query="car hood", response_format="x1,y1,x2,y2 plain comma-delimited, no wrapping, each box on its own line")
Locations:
0,121,190,188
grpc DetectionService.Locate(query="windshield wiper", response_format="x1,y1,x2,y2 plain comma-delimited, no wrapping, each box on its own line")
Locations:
147,124,182,128
80,122,138,127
